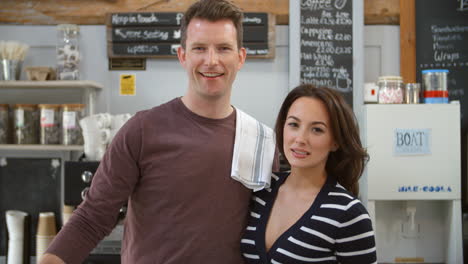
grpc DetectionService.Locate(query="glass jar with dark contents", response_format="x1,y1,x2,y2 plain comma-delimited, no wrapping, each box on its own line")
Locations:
13,104,39,144
39,104,61,144
61,104,84,145
0,104,9,144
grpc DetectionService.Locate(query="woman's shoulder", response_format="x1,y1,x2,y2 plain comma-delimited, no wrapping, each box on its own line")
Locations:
322,182,371,217
252,171,288,199
271,171,289,187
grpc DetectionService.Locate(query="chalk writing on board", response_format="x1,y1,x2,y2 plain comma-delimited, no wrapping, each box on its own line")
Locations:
108,12,271,58
430,25,467,63
459,0,468,11
300,0,353,102
242,13,268,25
112,27,181,42
111,13,184,26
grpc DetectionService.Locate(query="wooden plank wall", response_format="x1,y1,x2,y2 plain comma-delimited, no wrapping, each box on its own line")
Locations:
399,0,416,83
0,0,413,79
364,0,400,25
0,0,290,25
0,0,401,26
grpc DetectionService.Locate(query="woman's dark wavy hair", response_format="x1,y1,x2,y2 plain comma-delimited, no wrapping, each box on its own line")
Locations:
274,84,369,196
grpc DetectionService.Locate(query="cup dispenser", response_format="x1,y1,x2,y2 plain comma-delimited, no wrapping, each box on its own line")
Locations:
363,104,463,263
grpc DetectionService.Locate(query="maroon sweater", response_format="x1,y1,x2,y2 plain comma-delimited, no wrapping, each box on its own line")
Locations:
47,98,263,263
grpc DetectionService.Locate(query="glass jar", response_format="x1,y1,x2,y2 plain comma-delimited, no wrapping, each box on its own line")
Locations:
377,76,404,104
61,104,84,145
39,104,61,145
57,24,80,80
0,104,9,144
13,104,38,144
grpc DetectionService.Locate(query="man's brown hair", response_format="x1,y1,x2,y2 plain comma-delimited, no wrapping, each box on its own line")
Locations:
180,0,244,49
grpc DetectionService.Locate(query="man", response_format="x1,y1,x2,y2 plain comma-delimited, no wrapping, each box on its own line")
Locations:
40,0,276,263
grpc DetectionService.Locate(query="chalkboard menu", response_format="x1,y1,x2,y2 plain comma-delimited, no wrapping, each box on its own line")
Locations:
107,12,275,58
299,0,354,107
416,0,468,128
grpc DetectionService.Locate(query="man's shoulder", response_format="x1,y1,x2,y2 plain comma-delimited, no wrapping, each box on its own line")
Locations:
135,98,180,120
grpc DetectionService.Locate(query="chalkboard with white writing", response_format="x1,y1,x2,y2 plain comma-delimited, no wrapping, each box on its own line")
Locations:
107,12,274,58
299,0,354,107
416,0,468,127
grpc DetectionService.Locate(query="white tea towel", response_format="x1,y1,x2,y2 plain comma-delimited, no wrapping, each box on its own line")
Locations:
231,108,276,191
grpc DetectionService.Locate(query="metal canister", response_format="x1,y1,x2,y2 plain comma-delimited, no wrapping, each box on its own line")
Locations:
422,69,449,104
405,83,421,104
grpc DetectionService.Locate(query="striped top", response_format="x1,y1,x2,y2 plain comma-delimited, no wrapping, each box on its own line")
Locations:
241,172,377,264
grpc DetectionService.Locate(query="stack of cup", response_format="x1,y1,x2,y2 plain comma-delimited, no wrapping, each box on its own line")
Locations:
6,210,29,264
79,113,132,161
62,205,75,226
36,212,57,263
79,113,112,161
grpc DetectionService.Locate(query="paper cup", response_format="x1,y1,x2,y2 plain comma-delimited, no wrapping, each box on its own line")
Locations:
36,212,57,263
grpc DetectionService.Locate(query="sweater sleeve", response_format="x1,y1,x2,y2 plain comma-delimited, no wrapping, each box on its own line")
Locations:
334,202,377,264
46,112,144,264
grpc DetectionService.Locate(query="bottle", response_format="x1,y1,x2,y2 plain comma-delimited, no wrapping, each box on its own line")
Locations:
57,24,80,80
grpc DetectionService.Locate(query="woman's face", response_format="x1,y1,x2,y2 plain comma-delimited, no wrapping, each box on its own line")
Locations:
283,96,337,171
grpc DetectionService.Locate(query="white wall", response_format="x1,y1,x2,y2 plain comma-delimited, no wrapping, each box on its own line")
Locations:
0,25,290,128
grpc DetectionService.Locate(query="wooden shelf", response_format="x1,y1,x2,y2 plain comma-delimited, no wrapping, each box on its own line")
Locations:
0,144,83,151
0,80,103,90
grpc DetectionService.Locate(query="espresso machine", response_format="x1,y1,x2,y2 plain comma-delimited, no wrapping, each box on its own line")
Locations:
363,103,463,263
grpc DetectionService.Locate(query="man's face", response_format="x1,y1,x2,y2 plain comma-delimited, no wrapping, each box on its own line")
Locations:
178,18,246,101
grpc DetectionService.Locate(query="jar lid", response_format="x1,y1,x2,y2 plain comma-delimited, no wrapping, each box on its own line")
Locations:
57,24,80,33
422,69,449,74
378,76,403,83
62,103,85,110
38,104,61,109
14,104,37,109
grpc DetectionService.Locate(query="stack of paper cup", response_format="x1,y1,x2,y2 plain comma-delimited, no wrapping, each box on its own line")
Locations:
36,212,57,263
6,210,29,264
62,205,75,226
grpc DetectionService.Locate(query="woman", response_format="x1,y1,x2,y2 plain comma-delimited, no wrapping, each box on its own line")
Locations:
241,84,376,263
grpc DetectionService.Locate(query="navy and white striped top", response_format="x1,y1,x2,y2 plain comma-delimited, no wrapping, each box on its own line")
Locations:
241,172,377,264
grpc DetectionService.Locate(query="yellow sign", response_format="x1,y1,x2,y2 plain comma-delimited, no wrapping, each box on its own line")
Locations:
120,74,136,96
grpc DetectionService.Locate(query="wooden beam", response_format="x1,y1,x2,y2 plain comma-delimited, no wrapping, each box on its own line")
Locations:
0,0,289,25
364,0,400,25
399,0,416,83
